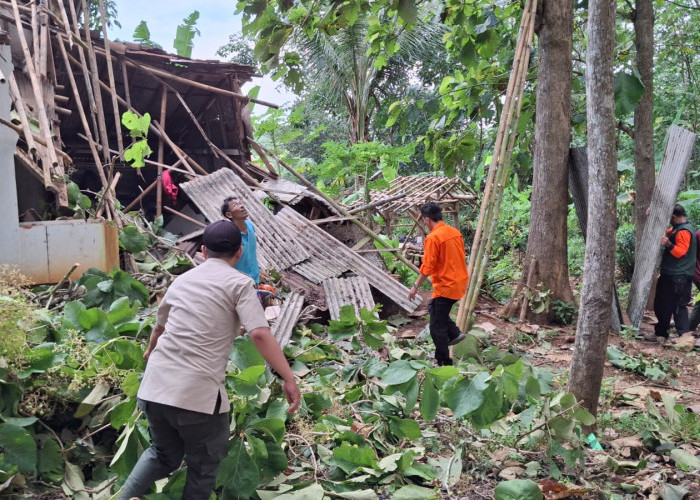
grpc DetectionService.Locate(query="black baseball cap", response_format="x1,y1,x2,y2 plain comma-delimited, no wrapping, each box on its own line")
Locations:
202,220,242,252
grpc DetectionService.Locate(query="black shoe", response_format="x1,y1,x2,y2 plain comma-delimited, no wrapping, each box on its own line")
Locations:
448,333,466,346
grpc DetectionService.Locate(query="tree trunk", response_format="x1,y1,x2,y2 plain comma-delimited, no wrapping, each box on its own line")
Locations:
502,0,575,322
633,0,655,257
569,0,618,419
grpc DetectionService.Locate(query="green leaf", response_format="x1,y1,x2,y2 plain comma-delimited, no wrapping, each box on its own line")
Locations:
659,483,691,500
217,437,260,500
303,392,332,419
670,448,700,471
572,407,596,426
445,372,489,419
110,398,137,429
494,479,544,500
420,379,439,422
388,417,422,440
230,336,265,370
173,11,200,58
246,418,286,443
392,485,437,499
122,372,141,398
0,380,23,414
381,360,417,385
614,71,645,116
250,438,287,482
330,443,377,474
0,423,37,473
119,225,148,253
74,380,111,418
37,438,63,482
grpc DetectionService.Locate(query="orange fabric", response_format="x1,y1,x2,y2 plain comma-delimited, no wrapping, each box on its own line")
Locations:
420,221,469,299
667,227,691,258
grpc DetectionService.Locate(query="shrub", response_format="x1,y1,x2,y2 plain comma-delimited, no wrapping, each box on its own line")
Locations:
616,224,635,282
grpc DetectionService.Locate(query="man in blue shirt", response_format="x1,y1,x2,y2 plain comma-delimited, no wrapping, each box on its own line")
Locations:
221,196,260,285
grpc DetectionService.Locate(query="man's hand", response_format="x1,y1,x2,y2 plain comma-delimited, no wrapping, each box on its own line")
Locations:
283,379,302,413
660,236,670,247
249,327,303,413
144,324,165,360
408,285,418,301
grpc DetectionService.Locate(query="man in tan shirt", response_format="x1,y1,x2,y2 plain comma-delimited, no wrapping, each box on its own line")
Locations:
118,220,301,499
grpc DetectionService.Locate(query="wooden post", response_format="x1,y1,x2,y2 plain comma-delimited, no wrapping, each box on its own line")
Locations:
97,0,124,153
80,0,111,163
8,74,38,159
66,0,100,139
123,179,158,212
156,85,167,217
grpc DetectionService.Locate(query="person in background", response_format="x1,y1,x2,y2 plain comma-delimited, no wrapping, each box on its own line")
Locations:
221,195,260,285
646,203,696,344
408,202,469,366
117,221,300,499
687,228,700,332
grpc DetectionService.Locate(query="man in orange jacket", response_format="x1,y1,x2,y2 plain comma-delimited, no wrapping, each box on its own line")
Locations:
408,202,469,365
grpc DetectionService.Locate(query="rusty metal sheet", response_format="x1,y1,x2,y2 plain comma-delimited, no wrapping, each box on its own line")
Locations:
276,207,422,313
323,275,376,321
180,168,309,271
271,291,305,347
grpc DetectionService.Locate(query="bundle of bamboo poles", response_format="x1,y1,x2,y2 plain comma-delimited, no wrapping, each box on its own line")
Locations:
455,0,537,330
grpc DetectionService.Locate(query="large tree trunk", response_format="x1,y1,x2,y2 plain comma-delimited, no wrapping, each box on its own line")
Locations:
633,0,655,256
569,0,618,419
502,0,575,322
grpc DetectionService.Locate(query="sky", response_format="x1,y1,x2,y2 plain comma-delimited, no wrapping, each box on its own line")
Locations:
109,0,295,110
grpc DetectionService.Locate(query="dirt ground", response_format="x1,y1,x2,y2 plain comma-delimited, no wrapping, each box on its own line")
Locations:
393,291,700,499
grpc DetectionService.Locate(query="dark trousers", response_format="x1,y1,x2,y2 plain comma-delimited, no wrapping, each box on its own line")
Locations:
428,297,463,366
654,274,693,337
118,399,229,500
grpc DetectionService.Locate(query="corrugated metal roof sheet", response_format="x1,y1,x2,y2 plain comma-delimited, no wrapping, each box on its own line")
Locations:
323,276,376,320
627,126,697,327
180,168,310,271
271,291,305,347
275,207,421,313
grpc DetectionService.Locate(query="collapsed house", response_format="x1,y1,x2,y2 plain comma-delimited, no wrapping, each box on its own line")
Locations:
0,0,438,338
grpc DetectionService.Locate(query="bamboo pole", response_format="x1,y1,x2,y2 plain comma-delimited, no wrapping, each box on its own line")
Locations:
65,0,99,138
57,36,107,189
0,117,71,163
163,206,207,228
156,85,167,217
55,0,73,48
61,46,201,180
80,0,111,163
97,0,124,153
121,60,131,108
38,1,48,79
123,179,158,212
8,74,38,159
31,3,39,71
456,0,537,329
10,0,60,172
151,120,206,176
252,139,421,274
